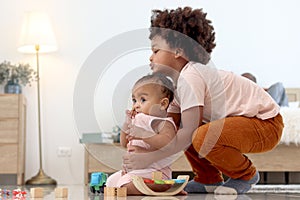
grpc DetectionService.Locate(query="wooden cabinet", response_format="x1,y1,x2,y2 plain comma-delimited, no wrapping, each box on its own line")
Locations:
0,94,26,185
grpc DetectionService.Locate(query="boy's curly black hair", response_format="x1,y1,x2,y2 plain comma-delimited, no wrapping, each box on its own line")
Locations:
149,6,216,64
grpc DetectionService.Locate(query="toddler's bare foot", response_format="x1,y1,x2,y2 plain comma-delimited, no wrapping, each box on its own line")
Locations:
177,190,188,195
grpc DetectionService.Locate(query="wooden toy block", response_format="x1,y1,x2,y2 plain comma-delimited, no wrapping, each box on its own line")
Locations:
151,171,162,180
104,187,127,197
104,187,116,196
116,187,127,197
55,187,68,198
30,187,43,198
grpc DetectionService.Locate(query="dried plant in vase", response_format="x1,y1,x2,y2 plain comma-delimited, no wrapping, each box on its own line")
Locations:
0,60,37,94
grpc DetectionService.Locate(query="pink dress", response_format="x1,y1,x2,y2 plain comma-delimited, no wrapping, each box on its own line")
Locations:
106,113,178,187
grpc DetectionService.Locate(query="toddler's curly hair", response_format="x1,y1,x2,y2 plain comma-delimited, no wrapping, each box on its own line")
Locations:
149,6,216,64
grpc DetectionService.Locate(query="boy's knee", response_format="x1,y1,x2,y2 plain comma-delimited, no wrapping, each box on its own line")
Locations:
192,123,224,157
191,126,208,155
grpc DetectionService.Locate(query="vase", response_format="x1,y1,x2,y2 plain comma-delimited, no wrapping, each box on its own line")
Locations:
4,79,22,94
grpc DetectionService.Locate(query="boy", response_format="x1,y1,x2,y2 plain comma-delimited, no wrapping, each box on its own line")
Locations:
123,7,283,195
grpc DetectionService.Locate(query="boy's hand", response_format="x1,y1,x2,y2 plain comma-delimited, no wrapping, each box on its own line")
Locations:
123,151,153,171
127,143,151,153
123,143,154,171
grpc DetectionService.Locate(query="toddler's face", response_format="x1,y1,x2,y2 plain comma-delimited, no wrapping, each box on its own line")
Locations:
131,83,164,117
149,36,177,76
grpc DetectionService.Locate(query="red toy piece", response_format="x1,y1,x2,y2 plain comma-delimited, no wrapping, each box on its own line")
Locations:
144,179,155,184
12,189,27,198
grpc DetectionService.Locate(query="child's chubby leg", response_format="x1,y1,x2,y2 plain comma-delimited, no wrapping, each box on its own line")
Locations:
122,179,172,195
107,171,144,195
106,170,123,187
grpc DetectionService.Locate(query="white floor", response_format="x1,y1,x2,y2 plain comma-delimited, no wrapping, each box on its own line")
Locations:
1,185,300,200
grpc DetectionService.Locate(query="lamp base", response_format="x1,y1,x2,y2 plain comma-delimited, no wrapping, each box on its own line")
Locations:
25,169,57,185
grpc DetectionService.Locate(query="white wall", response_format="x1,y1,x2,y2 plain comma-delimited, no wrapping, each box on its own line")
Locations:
0,0,299,184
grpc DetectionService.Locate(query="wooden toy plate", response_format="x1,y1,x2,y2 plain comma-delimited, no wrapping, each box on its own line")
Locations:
132,175,189,196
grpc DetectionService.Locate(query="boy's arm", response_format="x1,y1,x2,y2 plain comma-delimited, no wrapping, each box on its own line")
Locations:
168,112,181,129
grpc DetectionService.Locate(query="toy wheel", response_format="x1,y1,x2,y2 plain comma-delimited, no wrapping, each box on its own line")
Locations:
100,185,106,193
90,186,96,194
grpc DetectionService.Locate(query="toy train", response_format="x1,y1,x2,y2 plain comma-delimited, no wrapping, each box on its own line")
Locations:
89,172,108,194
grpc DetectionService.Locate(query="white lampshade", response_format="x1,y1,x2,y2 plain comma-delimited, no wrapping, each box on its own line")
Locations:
18,11,57,53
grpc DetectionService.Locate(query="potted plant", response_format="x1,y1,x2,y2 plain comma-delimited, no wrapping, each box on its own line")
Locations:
0,61,37,94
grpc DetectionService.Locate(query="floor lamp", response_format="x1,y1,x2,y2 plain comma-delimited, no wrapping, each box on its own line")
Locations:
18,11,58,185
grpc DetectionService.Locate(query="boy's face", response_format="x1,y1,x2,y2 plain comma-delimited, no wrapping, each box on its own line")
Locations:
150,36,177,76
132,83,164,116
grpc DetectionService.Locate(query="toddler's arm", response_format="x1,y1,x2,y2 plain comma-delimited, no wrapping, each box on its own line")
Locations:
125,119,176,150
142,120,177,150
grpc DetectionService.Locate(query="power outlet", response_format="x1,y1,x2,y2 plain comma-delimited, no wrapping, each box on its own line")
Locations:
57,147,72,157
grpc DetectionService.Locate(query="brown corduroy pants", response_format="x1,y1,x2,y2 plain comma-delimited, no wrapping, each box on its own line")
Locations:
185,114,284,184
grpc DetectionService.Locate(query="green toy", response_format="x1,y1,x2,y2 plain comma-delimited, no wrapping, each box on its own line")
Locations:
89,172,108,194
